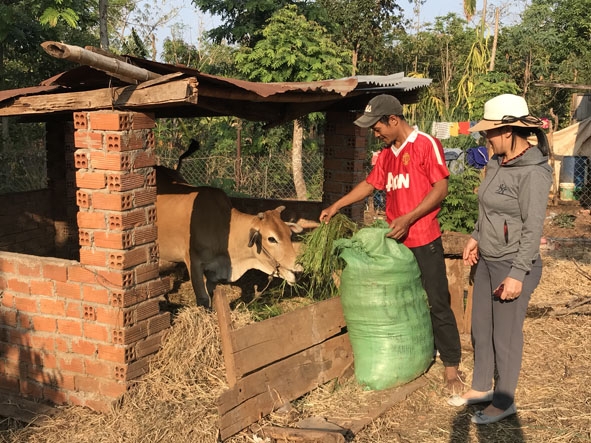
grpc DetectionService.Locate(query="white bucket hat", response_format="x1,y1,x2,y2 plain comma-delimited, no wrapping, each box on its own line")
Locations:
469,94,543,133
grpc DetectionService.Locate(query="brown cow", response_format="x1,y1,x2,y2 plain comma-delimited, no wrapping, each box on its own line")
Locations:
155,167,303,308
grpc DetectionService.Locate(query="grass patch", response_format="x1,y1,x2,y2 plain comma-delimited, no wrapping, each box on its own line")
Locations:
552,213,577,229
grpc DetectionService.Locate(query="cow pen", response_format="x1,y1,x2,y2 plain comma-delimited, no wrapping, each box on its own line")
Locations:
0,43,475,438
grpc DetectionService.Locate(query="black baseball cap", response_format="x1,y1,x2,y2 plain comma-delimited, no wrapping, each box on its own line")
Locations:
354,94,404,128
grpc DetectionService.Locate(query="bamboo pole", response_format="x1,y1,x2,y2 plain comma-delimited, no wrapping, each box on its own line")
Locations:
41,41,161,82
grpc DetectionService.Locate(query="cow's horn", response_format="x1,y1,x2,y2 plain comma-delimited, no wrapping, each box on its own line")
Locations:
275,205,286,213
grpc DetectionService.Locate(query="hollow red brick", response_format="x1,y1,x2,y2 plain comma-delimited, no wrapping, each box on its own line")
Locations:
77,211,107,230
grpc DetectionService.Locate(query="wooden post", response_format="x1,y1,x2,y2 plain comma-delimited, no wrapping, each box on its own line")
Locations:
214,287,238,387
445,258,466,334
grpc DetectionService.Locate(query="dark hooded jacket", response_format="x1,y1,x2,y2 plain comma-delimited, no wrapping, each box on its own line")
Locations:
472,145,552,281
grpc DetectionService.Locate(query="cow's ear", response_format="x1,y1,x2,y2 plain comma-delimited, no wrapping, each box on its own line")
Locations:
285,222,304,234
248,229,262,253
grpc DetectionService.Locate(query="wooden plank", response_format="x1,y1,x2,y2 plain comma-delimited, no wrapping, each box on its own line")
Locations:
0,393,59,426
0,78,198,117
217,333,353,440
445,258,465,334
230,297,347,379
259,426,346,442
326,376,428,434
442,231,471,257
464,279,474,336
136,72,186,89
254,377,427,442
213,286,238,386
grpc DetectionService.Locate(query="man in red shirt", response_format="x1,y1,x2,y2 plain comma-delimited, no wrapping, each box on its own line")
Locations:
319,94,463,391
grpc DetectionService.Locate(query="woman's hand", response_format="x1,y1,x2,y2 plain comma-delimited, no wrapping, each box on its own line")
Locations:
463,238,479,266
495,277,522,301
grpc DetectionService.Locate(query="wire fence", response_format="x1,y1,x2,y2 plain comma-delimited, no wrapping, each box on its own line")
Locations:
157,150,325,201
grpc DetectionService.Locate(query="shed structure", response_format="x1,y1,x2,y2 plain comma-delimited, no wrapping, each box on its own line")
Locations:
0,43,432,413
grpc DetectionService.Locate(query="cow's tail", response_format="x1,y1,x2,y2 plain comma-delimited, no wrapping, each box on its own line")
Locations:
176,139,200,171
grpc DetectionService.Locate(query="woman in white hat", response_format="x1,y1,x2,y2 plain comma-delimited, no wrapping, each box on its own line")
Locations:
447,94,553,424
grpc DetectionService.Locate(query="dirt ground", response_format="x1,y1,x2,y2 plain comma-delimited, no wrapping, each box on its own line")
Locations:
542,200,591,240
0,201,589,443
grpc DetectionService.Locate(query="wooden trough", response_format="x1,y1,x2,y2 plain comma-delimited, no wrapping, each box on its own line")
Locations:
213,288,428,441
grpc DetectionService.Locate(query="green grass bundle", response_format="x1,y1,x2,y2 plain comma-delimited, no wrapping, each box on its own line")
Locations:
297,213,359,300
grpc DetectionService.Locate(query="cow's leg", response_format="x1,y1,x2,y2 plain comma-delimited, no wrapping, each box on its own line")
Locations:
203,255,231,307
189,258,211,309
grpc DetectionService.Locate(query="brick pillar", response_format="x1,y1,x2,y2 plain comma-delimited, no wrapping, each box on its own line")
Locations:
71,111,171,411
323,111,369,223
47,121,79,259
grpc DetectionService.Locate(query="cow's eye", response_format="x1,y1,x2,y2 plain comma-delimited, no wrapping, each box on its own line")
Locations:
268,236,278,244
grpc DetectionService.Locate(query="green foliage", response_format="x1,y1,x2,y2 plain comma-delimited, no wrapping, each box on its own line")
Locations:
235,5,351,83
121,27,149,58
468,72,521,120
455,18,490,116
297,214,359,300
39,3,79,28
552,213,576,229
191,0,293,46
439,166,481,234
315,0,405,75
161,37,239,77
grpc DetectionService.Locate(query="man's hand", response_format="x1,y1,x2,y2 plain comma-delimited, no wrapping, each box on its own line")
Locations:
319,205,339,224
386,214,413,240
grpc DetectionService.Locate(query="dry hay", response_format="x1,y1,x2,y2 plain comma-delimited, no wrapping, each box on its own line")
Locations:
2,243,590,442
532,241,591,310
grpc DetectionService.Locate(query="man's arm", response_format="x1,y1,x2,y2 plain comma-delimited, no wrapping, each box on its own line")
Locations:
387,178,449,239
319,180,375,223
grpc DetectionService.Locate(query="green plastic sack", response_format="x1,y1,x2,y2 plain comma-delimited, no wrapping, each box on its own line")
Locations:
334,227,434,390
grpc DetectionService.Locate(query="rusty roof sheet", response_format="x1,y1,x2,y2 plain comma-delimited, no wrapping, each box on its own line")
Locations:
0,53,432,123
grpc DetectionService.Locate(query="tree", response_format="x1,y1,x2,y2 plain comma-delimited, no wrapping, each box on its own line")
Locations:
495,0,571,123
0,0,97,152
106,0,179,60
315,0,405,75
463,0,477,21
99,0,108,49
191,0,294,46
235,5,351,199
455,8,490,118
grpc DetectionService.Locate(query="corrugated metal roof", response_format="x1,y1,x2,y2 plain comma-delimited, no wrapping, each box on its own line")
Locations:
356,73,432,90
0,51,432,124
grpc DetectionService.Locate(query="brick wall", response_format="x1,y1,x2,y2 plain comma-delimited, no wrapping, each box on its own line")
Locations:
323,111,369,223
0,111,171,412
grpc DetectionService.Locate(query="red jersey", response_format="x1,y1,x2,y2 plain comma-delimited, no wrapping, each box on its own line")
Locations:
366,129,449,248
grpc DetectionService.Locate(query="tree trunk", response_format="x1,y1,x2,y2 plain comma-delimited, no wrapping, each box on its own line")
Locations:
99,0,109,50
489,7,499,71
292,119,307,200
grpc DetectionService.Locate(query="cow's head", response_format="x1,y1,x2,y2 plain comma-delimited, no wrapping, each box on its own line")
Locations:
247,206,303,284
